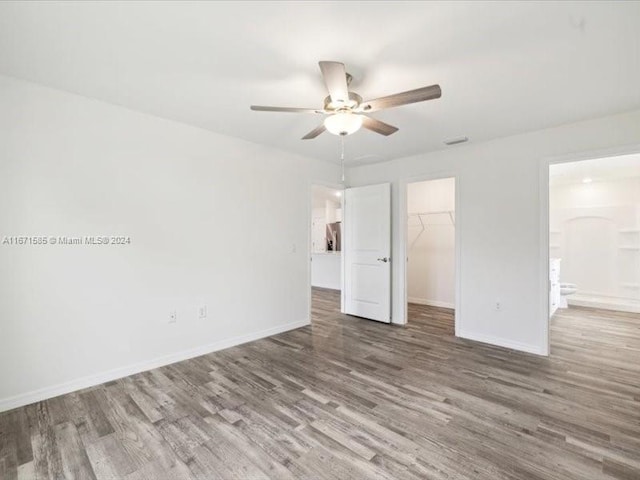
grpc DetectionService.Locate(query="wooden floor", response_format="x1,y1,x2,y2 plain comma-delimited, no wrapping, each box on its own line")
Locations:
1,288,640,479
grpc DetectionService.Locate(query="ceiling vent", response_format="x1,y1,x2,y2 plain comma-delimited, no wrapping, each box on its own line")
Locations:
444,136,469,146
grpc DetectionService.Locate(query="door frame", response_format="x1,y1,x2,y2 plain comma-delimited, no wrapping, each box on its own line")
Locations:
539,143,640,356
399,172,461,334
308,181,345,323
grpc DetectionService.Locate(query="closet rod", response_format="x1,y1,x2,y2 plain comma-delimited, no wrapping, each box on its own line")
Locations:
408,210,455,226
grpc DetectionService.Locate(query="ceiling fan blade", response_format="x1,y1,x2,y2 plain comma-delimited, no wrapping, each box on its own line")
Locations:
251,105,324,113
362,116,399,136
361,84,441,112
302,124,326,140
318,61,349,104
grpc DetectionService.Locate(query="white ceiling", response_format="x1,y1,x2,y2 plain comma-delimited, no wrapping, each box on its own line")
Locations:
550,153,640,186
1,1,639,165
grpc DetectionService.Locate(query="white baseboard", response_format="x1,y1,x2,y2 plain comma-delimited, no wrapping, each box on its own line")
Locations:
311,284,341,291
408,297,455,309
458,328,545,356
0,319,310,413
568,297,640,314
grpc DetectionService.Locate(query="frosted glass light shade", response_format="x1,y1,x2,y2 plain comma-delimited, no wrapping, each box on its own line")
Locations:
324,112,363,136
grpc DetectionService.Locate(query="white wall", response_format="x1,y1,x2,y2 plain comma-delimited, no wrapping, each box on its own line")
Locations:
311,253,341,290
550,176,640,311
407,178,455,308
311,207,327,253
0,75,339,411
325,199,340,224
551,177,640,209
348,109,640,355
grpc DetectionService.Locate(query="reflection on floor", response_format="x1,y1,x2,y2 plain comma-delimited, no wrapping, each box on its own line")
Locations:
0,288,639,479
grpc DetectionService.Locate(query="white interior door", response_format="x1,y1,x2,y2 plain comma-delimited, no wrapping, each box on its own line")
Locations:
343,183,391,323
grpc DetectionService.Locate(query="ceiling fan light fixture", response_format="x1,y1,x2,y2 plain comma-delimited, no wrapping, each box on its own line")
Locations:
324,112,363,136
251,61,441,140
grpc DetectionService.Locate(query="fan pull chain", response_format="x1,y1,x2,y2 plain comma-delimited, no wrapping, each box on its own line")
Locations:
340,135,345,183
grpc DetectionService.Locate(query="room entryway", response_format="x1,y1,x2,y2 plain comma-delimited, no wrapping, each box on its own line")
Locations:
548,152,640,354
405,177,456,332
310,185,343,319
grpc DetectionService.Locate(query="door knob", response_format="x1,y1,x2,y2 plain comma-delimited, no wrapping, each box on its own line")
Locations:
377,257,390,263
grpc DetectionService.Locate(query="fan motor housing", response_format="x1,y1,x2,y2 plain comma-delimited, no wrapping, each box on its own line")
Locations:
323,92,362,112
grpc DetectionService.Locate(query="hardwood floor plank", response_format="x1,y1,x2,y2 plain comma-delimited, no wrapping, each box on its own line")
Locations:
79,391,115,439
309,419,377,461
54,422,97,480
124,459,195,480
84,433,137,478
0,410,18,480
603,457,640,480
30,402,65,480
16,461,34,480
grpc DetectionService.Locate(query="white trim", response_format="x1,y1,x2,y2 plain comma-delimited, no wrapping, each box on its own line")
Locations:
538,157,551,356
458,329,544,355
0,319,309,413
399,172,461,334
568,297,640,314
407,297,455,309
540,143,640,356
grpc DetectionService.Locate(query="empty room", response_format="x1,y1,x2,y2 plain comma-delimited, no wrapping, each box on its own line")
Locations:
1,2,640,479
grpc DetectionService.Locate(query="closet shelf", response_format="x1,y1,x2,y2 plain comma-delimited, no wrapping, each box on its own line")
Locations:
619,229,640,233
619,246,640,250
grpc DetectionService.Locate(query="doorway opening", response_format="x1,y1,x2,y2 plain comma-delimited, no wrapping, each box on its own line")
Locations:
406,177,456,334
310,184,343,319
548,153,640,354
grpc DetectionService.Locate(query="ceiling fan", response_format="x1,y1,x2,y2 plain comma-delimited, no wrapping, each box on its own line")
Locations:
250,61,441,139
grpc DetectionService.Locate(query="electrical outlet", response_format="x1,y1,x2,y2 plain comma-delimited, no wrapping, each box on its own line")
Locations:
198,305,207,319
495,301,502,311
169,310,177,324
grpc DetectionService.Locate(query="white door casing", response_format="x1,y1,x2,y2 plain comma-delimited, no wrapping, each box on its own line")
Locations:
343,183,391,323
